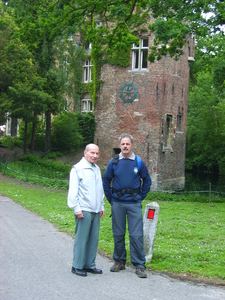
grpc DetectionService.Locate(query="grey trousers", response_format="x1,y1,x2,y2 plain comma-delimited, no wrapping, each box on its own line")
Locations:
72,211,100,269
111,201,146,269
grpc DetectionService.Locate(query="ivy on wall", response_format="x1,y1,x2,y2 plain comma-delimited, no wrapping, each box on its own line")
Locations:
79,6,150,110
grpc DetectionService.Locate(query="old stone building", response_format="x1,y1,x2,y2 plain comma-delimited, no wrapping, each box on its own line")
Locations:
94,34,195,191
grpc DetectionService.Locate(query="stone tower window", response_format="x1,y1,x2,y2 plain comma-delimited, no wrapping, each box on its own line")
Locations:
132,38,148,70
83,58,93,82
162,114,174,152
81,99,92,113
174,60,180,76
166,114,173,148
177,107,183,132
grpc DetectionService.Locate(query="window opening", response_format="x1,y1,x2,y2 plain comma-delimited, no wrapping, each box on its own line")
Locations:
174,60,180,76
166,114,173,148
172,83,174,95
177,107,183,131
81,99,93,113
132,38,148,70
161,121,164,135
83,58,93,82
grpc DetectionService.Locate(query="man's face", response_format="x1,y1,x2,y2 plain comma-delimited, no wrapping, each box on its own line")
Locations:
120,137,133,158
84,145,100,164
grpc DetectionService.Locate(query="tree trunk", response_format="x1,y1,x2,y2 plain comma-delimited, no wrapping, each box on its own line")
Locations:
11,118,18,137
30,122,36,153
45,112,51,152
23,121,28,154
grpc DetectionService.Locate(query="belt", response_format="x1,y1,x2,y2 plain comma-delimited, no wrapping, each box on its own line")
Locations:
112,188,141,201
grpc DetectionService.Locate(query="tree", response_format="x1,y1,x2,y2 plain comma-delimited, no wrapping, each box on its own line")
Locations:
0,3,51,153
185,26,225,174
146,0,225,62
4,0,63,152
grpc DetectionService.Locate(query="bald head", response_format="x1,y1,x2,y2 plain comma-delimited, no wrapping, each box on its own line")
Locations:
84,144,100,164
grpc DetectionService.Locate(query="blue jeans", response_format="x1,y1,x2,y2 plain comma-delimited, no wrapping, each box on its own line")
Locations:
72,211,100,269
111,201,146,269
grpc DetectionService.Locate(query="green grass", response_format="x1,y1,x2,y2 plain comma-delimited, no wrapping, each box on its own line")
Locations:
0,157,70,189
0,180,224,284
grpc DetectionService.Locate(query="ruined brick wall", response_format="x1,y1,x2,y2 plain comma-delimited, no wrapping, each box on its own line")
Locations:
95,35,194,191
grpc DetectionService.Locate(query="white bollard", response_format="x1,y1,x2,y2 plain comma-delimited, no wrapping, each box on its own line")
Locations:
143,201,160,262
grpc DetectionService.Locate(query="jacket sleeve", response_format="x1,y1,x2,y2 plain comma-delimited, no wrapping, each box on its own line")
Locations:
97,166,105,211
67,166,81,213
140,161,152,200
103,159,113,204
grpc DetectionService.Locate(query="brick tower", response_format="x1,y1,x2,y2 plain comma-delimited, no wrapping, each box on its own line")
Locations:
94,33,195,191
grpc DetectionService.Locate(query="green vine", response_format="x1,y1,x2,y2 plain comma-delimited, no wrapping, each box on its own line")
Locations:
79,7,150,109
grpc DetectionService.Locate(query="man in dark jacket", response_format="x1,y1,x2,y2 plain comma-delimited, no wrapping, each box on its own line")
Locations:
103,133,152,278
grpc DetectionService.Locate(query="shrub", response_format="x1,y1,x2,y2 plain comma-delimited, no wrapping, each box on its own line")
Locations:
19,153,71,173
51,112,83,151
0,135,23,149
76,112,96,145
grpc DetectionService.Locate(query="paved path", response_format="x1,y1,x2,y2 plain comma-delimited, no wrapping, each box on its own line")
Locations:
1,195,225,300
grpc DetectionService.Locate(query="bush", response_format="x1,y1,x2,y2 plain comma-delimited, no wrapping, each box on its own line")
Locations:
19,153,71,173
45,151,64,159
51,112,83,151
76,112,96,144
0,135,23,149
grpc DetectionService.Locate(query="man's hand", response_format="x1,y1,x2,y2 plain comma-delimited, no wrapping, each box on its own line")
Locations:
100,211,105,218
75,211,83,218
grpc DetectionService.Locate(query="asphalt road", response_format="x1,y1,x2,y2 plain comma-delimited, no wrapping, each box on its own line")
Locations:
1,194,225,300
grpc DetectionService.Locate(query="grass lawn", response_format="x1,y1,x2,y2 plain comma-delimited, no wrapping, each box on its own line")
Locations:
0,179,224,285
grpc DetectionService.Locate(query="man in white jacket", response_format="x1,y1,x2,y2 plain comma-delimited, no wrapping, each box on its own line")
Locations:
68,144,105,277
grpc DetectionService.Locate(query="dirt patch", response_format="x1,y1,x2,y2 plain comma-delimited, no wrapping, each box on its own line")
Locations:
0,147,84,166
0,147,24,162
56,149,84,165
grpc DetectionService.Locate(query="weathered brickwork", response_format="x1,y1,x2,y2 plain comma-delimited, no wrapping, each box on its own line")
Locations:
94,34,194,191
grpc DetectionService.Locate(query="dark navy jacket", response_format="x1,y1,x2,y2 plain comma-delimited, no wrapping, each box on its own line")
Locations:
103,153,152,204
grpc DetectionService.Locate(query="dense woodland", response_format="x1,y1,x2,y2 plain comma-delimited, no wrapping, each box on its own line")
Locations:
0,1,224,175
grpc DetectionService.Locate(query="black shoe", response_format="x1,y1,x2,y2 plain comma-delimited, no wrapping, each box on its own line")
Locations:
83,268,102,274
71,267,87,277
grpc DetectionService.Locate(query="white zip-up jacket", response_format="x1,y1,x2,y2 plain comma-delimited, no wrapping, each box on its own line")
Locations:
67,157,105,214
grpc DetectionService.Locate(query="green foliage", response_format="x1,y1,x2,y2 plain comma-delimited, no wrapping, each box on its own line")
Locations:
17,111,95,153
0,153,71,189
76,112,96,145
146,190,224,204
0,3,43,121
105,25,139,67
186,33,225,175
18,119,46,150
45,151,65,159
147,0,224,62
148,18,188,61
51,112,83,151
19,153,71,175
0,135,23,149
